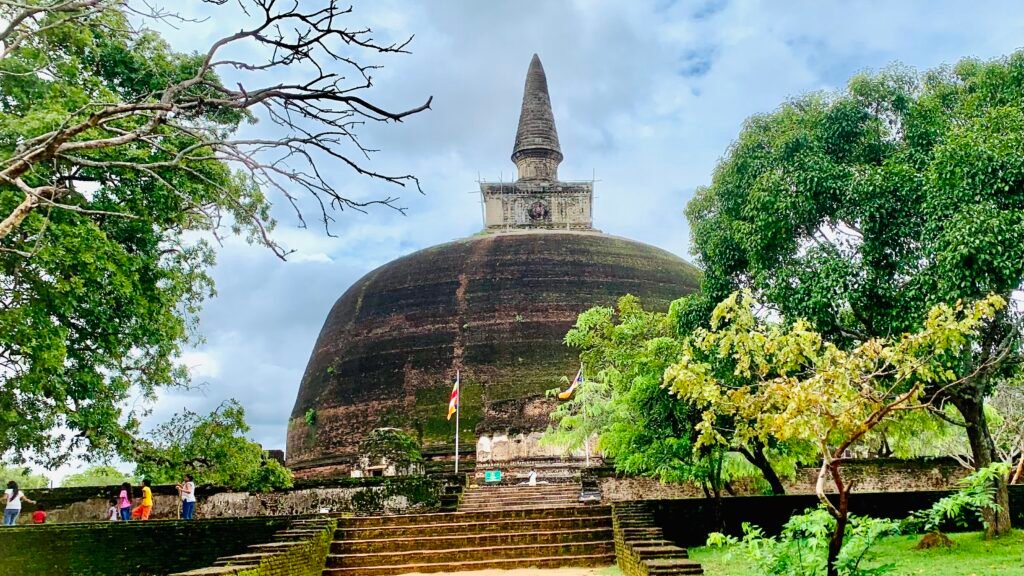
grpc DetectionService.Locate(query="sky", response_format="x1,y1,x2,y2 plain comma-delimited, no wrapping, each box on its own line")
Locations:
40,0,1024,481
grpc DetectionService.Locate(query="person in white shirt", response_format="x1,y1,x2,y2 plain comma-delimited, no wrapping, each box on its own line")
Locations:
176,474,196,520
4,481,37,526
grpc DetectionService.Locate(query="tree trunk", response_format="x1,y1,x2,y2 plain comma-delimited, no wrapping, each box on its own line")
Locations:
739,443,787,495
952,394,1012,538
826,486,850,576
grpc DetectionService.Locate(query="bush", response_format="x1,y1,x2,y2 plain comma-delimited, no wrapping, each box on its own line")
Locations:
707,508,901,576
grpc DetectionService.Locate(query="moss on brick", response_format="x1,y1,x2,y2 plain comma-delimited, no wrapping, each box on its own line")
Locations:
288,230,701,475
0,517,290,576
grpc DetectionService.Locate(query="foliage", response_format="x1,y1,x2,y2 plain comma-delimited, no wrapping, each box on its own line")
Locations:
305,409,317,427
544,295,800,498
358,428,423,469
688,51,1024,535
544,297,712,487
60,465,132,488
692,530,1024,576
0,464,48,489
667,291,1005,575
134,400,292,492
0,1,426,468
904,463,1010,533
706,508,902,576
244,459,294,494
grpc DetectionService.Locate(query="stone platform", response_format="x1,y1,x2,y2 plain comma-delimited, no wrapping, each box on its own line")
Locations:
323,507,615,575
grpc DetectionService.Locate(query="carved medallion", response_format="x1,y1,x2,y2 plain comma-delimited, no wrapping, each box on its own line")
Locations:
527,201,549,221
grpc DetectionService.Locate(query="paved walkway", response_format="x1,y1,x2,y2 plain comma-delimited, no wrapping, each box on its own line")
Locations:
401,565,618,569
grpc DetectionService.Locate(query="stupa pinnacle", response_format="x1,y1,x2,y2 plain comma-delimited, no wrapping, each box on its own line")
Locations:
512,54,563,181
480,55,592,231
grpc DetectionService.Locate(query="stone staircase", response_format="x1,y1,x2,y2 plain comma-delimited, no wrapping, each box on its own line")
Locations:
612,502,703,575
322,507,615,575
171,517,336,575
459,482,582,512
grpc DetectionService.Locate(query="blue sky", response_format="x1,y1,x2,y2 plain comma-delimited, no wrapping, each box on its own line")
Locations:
53,0,1024,479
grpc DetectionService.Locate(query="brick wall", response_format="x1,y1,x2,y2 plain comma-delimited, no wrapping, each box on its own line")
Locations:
649,485,1024,547
0,517,291,575
20,476,447,524
599,458,970,501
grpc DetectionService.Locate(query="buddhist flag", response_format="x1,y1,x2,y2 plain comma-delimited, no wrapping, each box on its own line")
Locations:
447,370,460,421
558,366,583,400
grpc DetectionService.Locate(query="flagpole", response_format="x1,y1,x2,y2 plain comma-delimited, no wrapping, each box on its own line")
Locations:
581,364,590,467
455,370,460,475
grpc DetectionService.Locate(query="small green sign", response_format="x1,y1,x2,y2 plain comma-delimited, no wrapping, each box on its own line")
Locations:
484,470,502,483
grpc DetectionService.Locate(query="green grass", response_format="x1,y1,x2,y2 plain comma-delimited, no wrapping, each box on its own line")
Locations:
688,530,1024,576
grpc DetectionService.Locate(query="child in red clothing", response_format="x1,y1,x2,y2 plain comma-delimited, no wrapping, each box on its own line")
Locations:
31,506,46,524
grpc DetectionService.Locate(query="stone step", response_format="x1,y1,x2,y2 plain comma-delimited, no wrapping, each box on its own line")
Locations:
322,553,615,576
332,528,613,554
462,491,578,499
325,541,616,569
463,495,580,501
460,498,581,507
644,558,705,574
458,500,581,508
338,515,612,540
340,506,609,527
462,489,580,498
630,545,690,559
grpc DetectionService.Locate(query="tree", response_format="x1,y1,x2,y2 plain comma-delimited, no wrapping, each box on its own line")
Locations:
666,291,1006,576
0,464,49,488
134,399,292,492
544,295,798,498
0,1,430,466
687,54,1024,536
61,465,132,487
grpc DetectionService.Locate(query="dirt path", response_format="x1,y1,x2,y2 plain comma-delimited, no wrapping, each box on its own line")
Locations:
393,565,614,569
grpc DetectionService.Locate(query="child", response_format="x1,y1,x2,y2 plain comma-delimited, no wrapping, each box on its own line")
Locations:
31,506,46,524
117,482,131,521
106,500,119,521
130,479,153,521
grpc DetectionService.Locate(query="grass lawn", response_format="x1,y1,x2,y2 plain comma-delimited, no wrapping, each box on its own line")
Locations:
687,529,1024,575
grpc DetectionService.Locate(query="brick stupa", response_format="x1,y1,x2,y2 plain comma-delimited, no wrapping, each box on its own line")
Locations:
286,55,701,478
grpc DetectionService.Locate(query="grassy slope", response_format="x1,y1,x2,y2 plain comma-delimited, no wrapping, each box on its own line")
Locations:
688,529,1024,576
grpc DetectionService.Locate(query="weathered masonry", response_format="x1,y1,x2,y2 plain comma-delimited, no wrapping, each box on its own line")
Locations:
286,54,701,478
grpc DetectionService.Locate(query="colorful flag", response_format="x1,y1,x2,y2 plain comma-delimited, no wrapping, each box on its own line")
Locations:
558,366,583,400
447,370,460,421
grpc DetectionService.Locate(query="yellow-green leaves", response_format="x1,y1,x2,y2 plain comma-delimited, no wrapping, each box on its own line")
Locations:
665,292,1005,457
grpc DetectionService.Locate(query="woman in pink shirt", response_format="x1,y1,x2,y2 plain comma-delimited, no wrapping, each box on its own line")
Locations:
117,483,132,521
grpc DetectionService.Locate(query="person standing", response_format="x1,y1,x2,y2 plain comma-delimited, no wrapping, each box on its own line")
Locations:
176,475,196,520
4,481,37,526
117,483,132,521
131,480,153,521
106,500,119,521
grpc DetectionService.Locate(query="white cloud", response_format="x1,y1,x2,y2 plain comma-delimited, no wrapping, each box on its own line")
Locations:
66,0,1024,466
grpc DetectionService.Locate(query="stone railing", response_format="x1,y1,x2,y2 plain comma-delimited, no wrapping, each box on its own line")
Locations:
612,501,704,576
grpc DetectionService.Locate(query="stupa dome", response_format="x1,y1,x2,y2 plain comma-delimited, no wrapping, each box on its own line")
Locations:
285,56,702,477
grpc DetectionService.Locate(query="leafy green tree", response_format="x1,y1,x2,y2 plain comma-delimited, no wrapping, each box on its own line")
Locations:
134,400,292,492
667,292,1005,575
60,465,132,488
545,295,796,497
0,1,429,466
0,464,49,489
687,54,1024,536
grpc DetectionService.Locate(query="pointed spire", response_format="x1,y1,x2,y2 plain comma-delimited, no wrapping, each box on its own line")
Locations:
512,54,563,181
